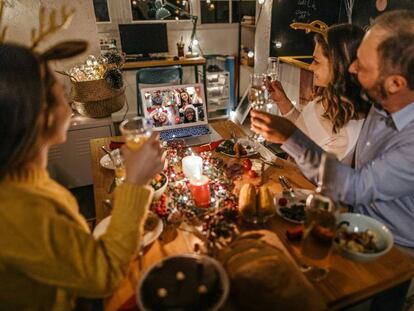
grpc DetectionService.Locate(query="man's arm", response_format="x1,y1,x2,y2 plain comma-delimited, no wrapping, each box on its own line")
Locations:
282,129,414,206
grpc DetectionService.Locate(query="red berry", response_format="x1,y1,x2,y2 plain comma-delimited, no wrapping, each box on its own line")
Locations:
248,170,258,178
278,197,288,206
243,159,252,172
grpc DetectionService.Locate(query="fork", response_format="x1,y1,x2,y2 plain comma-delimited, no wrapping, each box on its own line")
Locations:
279,175,295,198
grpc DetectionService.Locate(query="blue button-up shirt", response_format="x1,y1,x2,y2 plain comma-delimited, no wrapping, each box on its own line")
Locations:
282,103,414,247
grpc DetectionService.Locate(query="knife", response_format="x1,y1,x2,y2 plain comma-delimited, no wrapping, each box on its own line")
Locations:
279,175,296,198
107,177,116,194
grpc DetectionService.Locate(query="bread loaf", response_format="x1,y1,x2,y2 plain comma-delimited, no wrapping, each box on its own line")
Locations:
219,230,325,311
238,183,256,218
257,186,274,218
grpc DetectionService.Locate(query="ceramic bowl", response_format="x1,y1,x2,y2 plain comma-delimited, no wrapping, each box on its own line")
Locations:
335,213,393,262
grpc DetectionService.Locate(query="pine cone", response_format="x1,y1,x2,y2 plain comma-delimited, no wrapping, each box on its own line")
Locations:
104,68,123,89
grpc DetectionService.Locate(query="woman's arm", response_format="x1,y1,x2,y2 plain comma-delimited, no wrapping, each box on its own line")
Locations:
0,183,153,297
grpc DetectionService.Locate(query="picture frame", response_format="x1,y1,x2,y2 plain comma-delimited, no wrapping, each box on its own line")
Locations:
233,87,251,125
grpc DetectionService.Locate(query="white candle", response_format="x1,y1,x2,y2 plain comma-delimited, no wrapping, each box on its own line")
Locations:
182,155,203,180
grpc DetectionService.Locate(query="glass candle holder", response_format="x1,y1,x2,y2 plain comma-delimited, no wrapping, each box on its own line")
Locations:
189,175,210,208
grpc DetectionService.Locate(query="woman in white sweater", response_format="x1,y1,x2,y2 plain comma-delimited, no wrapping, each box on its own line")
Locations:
269,24,370,163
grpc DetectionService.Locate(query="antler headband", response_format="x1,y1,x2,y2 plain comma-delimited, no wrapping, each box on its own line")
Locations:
290,20,329,40
0,3,87,61
0,1,7,44
30,5,75,49
0,2,76,50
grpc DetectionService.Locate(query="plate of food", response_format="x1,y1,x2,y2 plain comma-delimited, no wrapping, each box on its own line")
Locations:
275,189,312,224
93,211,164,247
99,148,120,170
151,172,168,201
137,254,229,311
216,139,257,158
334,213,393,262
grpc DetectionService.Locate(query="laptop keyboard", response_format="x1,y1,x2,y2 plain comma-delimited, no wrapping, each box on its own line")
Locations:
160,125,211,141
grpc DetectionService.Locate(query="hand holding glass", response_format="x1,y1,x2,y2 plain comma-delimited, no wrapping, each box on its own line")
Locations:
116,117,153,182
120,117,152,150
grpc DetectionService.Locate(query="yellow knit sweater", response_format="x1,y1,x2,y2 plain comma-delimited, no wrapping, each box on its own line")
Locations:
0,168,153,311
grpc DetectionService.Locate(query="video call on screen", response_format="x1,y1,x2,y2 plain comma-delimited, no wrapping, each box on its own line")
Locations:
143,86,205,128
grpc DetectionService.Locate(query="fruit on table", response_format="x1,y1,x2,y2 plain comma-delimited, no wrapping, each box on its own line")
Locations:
239,183,257,218
286,225,303,241
278,197,288,207
243,159,252,172
248,170,258,178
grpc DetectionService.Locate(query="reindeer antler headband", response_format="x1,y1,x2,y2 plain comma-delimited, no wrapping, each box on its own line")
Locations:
0,1,7,43
30,5,75,49
290,20,329,40
0,2,87,59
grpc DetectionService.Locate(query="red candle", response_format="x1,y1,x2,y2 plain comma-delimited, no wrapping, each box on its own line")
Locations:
189,175,210,208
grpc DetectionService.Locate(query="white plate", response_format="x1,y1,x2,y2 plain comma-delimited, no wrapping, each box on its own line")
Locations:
217,139,258,158
93,212,164,247
99,149,120,170
275,189,312,224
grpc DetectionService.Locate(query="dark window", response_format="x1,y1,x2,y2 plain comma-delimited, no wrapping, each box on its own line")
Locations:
93,0,110,22
232,0,255,23
200,0,230,23
131,0,191,21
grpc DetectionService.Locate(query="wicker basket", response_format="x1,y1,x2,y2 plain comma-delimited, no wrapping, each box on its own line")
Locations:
71,79,125,118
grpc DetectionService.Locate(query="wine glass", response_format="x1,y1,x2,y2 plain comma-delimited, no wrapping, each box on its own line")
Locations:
115,117,152,182
119,116,152,150
300,193,336,281
249,73,268,143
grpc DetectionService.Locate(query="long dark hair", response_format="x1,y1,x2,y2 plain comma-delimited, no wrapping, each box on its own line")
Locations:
0,41,87,180
0,44,46,179
315,23,369,133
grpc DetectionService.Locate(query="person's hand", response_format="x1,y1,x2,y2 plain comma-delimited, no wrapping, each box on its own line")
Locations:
266,80,289,104
250,110,297,144
122,132,165,186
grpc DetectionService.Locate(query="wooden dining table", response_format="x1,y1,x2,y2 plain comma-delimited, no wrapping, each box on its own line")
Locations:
90,120,414,311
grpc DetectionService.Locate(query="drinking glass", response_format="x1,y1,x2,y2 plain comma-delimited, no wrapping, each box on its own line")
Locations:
300,193,336,281
249,74,267,143
119,116,152,151
266,57,281,82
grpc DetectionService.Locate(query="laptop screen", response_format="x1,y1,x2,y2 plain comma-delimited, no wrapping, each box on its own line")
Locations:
141,84,208,131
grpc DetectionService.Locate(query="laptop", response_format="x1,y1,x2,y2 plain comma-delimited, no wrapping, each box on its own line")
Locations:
140,83,222,146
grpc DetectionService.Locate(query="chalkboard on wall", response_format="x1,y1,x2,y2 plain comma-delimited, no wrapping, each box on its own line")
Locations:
344,0,414,29
269,0,343,58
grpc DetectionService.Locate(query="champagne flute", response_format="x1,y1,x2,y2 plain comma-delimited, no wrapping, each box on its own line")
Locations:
249,74,268,143
300,193,336,281
266,57,281,82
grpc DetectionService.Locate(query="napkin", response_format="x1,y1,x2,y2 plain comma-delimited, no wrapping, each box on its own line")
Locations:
119,295,138,311
109,141,124,150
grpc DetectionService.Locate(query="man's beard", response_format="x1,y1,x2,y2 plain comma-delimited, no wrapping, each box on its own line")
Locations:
361,78,388,111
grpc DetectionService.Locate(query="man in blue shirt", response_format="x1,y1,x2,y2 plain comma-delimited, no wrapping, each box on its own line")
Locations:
251,10,414,251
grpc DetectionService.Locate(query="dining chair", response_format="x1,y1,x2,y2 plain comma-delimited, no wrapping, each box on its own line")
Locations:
136,66,183,116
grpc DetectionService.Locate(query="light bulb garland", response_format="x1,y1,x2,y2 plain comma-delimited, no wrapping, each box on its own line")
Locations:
151,141,239,251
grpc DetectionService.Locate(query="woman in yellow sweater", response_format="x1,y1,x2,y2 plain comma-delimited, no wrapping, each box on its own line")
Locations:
0,42,164,310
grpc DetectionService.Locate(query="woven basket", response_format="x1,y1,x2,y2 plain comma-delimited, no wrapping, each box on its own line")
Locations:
71,79,125,118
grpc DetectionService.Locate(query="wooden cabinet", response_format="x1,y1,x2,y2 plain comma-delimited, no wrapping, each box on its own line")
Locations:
48,115,115,189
